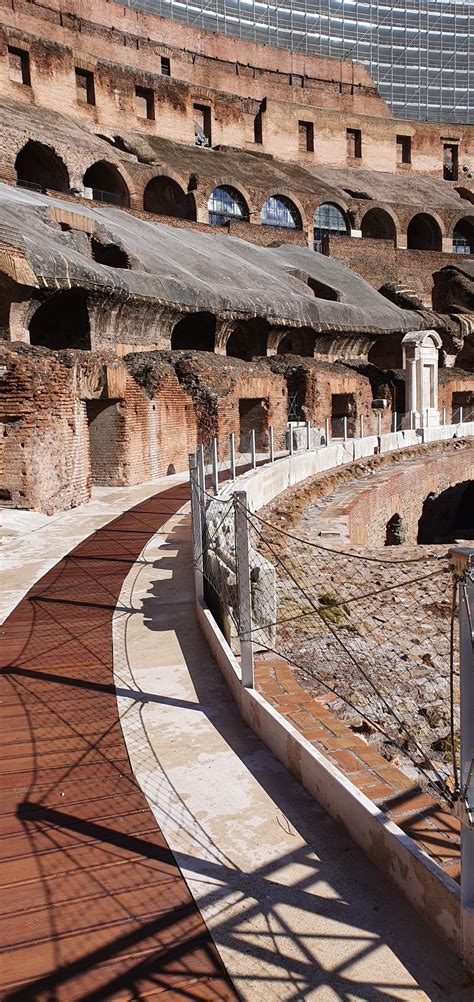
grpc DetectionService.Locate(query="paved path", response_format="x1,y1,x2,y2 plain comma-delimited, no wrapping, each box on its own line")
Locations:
114,505,472,1001
0,481,237,1001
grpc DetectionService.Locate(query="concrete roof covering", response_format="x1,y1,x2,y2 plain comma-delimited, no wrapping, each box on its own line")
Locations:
0,184,420,334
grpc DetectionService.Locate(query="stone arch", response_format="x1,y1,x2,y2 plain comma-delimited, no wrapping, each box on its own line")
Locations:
451,215,474,254
260,193,303,230
29,289,91,350
360,206,398,244
226,318,270,359
171,312,216,351
385,513,406,546
15,140,70,193
83,161,130,207
143,175,196,220
313,202,350,251
207,184,250,226
205,178,255,220
406,212,443,251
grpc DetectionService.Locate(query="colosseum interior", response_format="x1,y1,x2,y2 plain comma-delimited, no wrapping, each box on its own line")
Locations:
1,0,474,997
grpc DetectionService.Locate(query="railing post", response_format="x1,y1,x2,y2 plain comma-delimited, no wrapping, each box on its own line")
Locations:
269,425,274,464
325,417,330,446
189,452,203,601
449,547,474,972
288,423,293,456
460,406,463,426
211,436,218,495
250,428,256,469
377,412,382,437
392,411,397,433
229,432,236,480
359,414,364,438
234,491,254,689
306,420,311,450
197,443,206,530
343,416,348,442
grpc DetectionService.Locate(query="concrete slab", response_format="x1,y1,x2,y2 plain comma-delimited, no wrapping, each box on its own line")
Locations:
113,508,472,1001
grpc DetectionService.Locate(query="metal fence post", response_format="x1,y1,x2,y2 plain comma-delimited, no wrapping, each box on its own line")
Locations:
393,411,397,433
189,452,203,601
250,428,256,469
449,547,474,970
288,423,293,456
229,432,236,480
343,416,348,442
306,420,311,450
325,417,330,446
234,491,254,689
197,443,206,531
269,425,274,464
211,437,218,495
377,412,382,436
460,406,464,426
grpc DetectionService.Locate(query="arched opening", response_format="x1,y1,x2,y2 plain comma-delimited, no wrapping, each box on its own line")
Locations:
83,162,130,207
361,208,397,244
91,237,129,268
171,312,216,351
452,216,474,255
407,213,442,251
208,185,249,226
417,481,474,543
314,203,349,252
15,141,70,193
144,176,196,220
29,289,91,350
368,334,403,369
277,329,315,357
385,513,406,546
226,318,269,360
260,195,301,230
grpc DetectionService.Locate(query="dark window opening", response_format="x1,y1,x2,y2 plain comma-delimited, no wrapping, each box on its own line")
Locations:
171,312,216,351
331,393,356,437
396,135,411,165
91,237,129,268
29,289,91,350
347,128,362,159
75,68,95,106
239,398,268,451
307,277,340,301
254,109,263,144
418,482,474,544
407,213,442,251
314,203,348,252
144,176,196,220
8,46,30,86
226,318,269,360
135,85,154,120
161,56,171,76
443,144,459,181
15,140,70,193
83,161,130,207
385,513,406,546
85,399,121,485
361,208,397,243
298,120,314,152
194,104,211,147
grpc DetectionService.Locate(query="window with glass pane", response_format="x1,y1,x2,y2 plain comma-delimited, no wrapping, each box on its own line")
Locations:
208,185,249,226
314,203,348,252
260,195,301,229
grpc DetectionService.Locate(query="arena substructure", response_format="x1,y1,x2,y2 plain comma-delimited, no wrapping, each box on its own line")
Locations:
1,0,474,995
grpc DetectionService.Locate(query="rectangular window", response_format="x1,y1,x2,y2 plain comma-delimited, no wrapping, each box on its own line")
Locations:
254,109,263,144
346,127,362,159
135,85,154,120
75,68,95,106
396,134,411,164
8,46,30,86
443,143,458,181
193,103,211,147
161,56,170,76
298,120,314,152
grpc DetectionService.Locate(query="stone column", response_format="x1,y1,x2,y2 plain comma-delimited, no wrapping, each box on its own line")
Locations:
402,329,442,428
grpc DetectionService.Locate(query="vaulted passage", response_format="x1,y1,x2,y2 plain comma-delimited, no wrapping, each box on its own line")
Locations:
171,312,216,350
29,289,91,350
417,481,474,543
277,329,315,356
407,213,442,251
144,176,196,220
226,318,269,360
361,208,396,243
15,141,70,193
83,162,130,207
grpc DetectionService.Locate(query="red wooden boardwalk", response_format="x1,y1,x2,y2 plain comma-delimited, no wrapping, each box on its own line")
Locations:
0,485,237,1001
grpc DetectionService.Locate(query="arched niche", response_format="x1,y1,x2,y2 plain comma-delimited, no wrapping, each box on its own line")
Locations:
83,162,130,207
361,207,397,244
144,176,196,220
171,312,216,351
407,213,442,251
29,289,91,350
15,141,70,193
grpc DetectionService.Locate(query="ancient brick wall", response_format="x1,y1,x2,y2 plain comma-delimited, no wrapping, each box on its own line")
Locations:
325,236,471,307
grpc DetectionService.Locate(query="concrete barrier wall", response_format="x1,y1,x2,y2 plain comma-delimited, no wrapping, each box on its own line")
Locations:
197,599,463,964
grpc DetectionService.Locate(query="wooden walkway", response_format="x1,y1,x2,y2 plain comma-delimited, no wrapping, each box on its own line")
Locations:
0,485,237,1001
